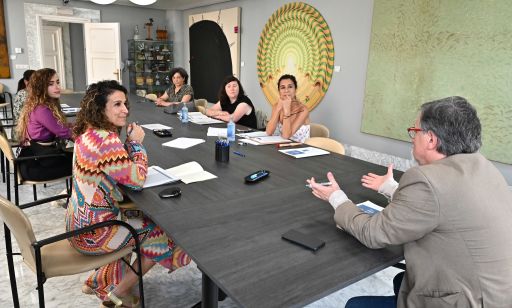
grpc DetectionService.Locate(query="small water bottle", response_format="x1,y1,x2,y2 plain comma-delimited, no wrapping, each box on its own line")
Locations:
227,115,235,142
181,103,188,123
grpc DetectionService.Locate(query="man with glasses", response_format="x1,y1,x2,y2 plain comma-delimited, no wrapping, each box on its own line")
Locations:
308,96,512,308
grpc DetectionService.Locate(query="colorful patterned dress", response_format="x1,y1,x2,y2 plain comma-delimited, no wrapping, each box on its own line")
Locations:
66,128,190,300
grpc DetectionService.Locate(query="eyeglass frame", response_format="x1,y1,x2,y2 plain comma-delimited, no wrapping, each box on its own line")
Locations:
407,127,424,139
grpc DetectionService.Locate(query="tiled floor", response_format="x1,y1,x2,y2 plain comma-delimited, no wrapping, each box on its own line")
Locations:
0,176,400,308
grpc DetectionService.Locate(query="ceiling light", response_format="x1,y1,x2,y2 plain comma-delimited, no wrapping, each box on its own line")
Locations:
90,0,117,4
129,0,157,5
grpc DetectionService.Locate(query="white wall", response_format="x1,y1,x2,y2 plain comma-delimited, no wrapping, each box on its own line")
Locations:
2,0,167,91
181,0,512,184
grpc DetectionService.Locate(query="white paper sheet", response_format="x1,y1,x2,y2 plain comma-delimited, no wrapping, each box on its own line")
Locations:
162,138,205,149
250,135,291,145
279,147,330,158
166,161,217,184
140,124,173,130
188,112,224,124
236,131,268,138
143,166,179,188
207,127,227,137
239,138,262,145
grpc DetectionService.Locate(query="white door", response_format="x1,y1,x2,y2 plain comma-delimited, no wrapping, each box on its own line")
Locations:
83,23,121,85
42,26,67,89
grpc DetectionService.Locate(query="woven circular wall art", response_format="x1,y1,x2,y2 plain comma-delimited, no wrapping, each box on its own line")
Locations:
257,2,334,110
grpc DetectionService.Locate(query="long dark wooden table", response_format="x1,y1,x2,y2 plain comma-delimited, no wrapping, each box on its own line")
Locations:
65,94,403,308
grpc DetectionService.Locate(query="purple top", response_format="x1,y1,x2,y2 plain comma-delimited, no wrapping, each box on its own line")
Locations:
27,105,71,142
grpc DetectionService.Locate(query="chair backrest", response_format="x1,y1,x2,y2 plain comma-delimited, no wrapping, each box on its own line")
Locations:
255,109,268,130
196,105,206,114
310,123,330,138
195,98,207,108
0,196,37,270
0,132,16,162
305,137,345,155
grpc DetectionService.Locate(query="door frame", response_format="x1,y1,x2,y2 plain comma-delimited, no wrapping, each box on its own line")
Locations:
35,14,91,90
41,25,66,89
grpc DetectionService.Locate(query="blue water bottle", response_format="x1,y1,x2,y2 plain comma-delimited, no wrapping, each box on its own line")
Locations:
227,115,235,142
181,103,188,123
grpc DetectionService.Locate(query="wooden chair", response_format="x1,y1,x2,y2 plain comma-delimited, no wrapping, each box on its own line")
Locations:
305,137,345,155
0,123,19,183
0,196,145,308
309,123,330,138
0,134,71,208
194,98,207,109
0,84,14,122
196,105,206,114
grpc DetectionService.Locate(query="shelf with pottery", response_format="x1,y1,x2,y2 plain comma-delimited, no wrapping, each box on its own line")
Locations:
127,39,174,97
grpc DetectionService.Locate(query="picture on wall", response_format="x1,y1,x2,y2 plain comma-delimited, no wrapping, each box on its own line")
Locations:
0,0,11,78
257,2,334,111
361,0,512,164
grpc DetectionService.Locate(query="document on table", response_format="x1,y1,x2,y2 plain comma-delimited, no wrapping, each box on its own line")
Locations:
162,138,205,149
236,131,268,138
60,104,70,108
337,200,383,229
207,127,227,137
140,123,172,130
357,200,384,215
143,166,180,188
188,112,224,125
279,146,330,158
62,107,81,114
166,161,217,184
249,135,292,145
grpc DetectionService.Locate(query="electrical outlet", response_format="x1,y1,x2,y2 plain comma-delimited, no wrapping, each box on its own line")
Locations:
334,66,341,72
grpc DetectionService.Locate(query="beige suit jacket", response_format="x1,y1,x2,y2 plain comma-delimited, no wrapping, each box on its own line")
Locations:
335,153,512,308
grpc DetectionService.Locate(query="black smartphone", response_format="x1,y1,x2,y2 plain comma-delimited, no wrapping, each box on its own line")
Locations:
153,129,173,137
159,187,181,198
244,170,270,183
282,229,325,251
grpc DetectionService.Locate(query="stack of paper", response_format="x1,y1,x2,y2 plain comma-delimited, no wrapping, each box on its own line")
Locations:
143,166,180,188
207,127,227,137
162,138,205,149
279,146,329,158
237,131,292,145
188,112,224,125
62,107,81,115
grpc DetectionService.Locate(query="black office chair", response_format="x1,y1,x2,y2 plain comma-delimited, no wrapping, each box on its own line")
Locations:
0,89,14,123
0,196,146,308
0,134,71,207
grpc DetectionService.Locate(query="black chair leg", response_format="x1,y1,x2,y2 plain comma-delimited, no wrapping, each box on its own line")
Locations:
33,184,37,201
4,224,20,308
1,150,5,183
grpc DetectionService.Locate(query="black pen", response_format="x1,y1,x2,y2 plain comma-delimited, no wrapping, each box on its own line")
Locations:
233,151,246,157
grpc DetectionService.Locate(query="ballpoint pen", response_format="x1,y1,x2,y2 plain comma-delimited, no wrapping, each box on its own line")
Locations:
305,182,332,189
233,151,246,157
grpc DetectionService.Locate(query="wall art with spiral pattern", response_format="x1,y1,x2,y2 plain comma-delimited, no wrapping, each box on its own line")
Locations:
257,2,334,110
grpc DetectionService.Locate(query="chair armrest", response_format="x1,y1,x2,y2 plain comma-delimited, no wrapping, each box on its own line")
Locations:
33,220,140,250
14,153,67,162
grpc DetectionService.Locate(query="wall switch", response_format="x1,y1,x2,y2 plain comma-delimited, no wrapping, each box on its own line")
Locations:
334,65,341,72
241,61,245,67
15,64,30,69
14,47,23,54
10,55,16,60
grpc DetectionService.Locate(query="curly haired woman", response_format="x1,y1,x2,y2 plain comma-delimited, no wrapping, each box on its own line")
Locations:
66,80,190,307
16,68,73,181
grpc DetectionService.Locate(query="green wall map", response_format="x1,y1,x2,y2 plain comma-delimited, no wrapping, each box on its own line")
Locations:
362,0,512,164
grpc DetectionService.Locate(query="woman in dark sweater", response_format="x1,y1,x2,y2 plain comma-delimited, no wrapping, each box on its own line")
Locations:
206,76,257,129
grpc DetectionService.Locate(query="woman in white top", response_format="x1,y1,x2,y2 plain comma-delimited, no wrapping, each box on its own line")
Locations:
265,74,310,142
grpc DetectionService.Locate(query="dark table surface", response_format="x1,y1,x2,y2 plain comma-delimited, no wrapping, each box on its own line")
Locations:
64,93,404,307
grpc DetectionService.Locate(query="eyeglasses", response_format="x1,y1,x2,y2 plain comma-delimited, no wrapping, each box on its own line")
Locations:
407,127,423,138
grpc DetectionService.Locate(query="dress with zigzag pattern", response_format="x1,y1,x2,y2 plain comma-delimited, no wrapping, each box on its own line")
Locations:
65,128,190,300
